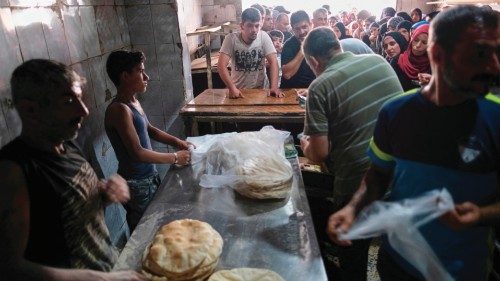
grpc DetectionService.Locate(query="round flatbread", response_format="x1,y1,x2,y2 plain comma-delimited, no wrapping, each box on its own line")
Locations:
235,155,293,199
208,268,285,281
143,219,222,275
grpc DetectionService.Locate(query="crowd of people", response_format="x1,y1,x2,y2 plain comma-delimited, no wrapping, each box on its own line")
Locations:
0,2,498,281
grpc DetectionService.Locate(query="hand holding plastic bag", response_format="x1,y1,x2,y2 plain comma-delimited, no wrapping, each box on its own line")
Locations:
338,189,455,281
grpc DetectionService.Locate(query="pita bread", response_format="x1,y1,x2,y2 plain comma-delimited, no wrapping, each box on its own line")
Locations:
208,268,285,281
234,155,293,199
143,219,223,280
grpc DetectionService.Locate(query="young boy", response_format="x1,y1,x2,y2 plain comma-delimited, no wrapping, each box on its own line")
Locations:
269,29,284,87
105,50,192,231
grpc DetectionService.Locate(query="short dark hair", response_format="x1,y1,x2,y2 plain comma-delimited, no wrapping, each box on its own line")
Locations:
11,59,84,107
396,11,412,22
431,5,499,53
106,50,145,87
426,11,440,21
269,30,284,40
381,7,396,19
264,8,271,16
290,10,310,27
303,27,341,63
242,7,261,23
276,12,288,22
250,4,264,17
357,10,371,21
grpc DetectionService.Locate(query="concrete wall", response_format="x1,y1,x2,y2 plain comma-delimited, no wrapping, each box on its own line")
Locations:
396,0,438,14
0,0,190,248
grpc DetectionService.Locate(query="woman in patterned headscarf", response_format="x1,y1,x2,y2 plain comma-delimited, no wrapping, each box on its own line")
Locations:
391,24,431,91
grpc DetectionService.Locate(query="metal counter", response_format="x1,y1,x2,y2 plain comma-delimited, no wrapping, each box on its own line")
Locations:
114,158,328,281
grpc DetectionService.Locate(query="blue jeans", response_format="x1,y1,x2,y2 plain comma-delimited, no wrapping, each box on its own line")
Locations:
124,173,160,232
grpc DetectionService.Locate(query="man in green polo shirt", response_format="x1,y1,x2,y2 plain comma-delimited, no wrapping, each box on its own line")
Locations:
300,27,403,280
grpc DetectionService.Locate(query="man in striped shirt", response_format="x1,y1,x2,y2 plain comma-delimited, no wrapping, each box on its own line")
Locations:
300,27,403,280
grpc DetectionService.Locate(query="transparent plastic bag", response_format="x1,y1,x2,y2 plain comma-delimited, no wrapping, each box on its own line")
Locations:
187,126,293,199
338,188,455,281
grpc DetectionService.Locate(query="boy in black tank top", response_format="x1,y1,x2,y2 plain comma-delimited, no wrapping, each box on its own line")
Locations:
0,60,145,280
105,51,193,231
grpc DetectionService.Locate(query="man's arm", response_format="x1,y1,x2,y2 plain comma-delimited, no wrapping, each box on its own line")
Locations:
265,53,283,97
442,173,500,229
147,124,193,150
0,161,145,281
327,164,392,246
105,104,190,165
217,53,242,99
281,49,304,80
300,134,329,163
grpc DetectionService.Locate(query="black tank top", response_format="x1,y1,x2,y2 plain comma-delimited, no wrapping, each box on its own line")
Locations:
0,138,117,270
106,101,156,180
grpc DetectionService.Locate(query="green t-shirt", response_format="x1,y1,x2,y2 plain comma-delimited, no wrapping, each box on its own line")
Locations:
304,52,403,198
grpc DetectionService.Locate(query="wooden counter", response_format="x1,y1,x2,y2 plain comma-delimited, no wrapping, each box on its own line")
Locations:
180,88,306,136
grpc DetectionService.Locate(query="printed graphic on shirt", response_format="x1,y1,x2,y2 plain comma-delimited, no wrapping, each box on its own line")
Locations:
234,49,264,72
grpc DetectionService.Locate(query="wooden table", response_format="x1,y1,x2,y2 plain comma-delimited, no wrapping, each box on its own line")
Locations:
180,88,306,136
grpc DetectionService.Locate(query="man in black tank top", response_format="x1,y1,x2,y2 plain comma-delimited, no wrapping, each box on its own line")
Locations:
0,60,145,280
105,51,193,231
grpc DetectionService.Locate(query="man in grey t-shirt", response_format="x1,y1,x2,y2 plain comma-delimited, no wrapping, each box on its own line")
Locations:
218,7,282,98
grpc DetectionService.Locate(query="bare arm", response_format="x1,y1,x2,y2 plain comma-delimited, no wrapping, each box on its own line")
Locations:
0,161,145,281
282,49,304,80
147,124,193,150
217,52,242,98
327,164,392,246
300,134,329,163
105,104,190,165
442,174,500,229
265,53,283,97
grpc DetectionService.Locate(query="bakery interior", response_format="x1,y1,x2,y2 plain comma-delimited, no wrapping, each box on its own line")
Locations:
0,0,499,280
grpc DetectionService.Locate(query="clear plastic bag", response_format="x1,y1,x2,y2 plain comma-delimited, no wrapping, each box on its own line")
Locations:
187,126,294,199
338,188,455,281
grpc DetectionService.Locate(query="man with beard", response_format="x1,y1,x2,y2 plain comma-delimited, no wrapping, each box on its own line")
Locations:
328,6,500,281
280,10,316,89
0,59,145,280
218,7,281,99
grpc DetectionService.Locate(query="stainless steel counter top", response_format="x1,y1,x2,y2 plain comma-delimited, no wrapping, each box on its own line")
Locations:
114,158,327,281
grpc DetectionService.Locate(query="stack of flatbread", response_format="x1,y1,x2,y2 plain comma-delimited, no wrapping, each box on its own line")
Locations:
208,268,285,281
234,155,293,199
142,219,223,281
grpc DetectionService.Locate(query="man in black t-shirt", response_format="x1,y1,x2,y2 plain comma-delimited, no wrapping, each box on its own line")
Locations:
280,10,316,89
0,59,145,280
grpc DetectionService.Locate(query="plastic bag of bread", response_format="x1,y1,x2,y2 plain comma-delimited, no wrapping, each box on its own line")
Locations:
188,126,293,199
208,268,284,281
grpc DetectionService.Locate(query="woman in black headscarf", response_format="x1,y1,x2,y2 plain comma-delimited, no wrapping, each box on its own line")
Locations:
382,31,408,61
333,22,351,40
397,20,413,42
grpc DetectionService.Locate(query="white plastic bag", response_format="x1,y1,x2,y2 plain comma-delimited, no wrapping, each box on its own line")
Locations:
187,126,293,199
338,188,455,281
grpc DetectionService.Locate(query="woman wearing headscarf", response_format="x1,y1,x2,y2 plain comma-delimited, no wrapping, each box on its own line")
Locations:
392,24,431,91
397,20,412,42
382,31,408,61
332,22,351,40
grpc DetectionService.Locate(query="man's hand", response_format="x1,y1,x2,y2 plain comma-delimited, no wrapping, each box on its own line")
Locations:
176,139,195,150
269,88,284,98
326,205,356,246
441,202,481,230
299,134,310,151
176,150,192,166
99,174,130,203
100,270,147,281
418,73,431,86
297,89,308,97
228,87,243,99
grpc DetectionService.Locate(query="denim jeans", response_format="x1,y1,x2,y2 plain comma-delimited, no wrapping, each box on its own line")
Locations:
124,173,160,232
